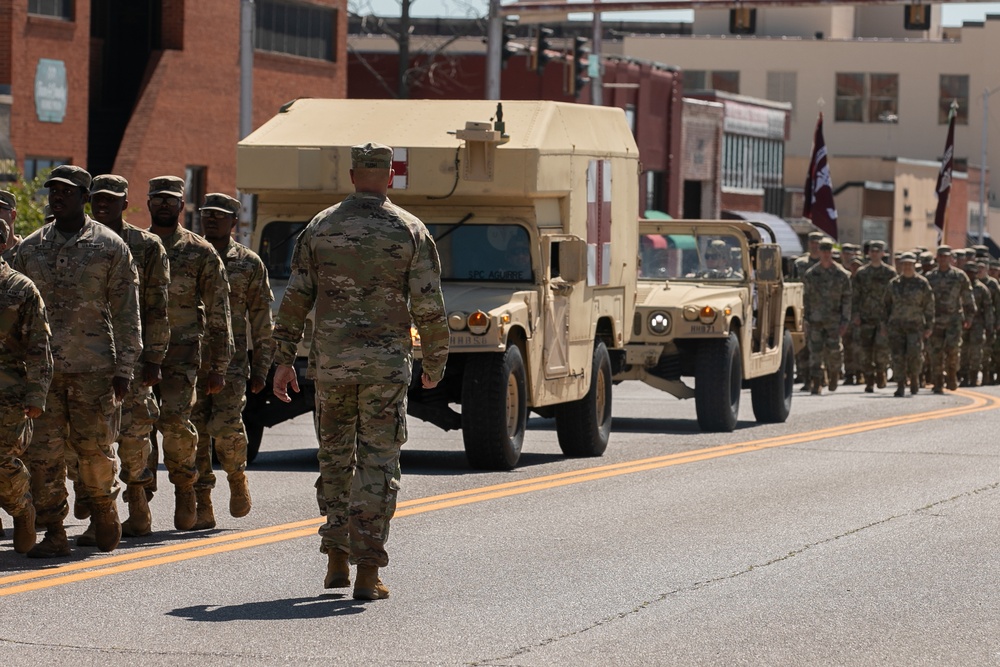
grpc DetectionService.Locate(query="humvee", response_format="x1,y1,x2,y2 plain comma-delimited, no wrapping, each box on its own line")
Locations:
615,219,804,431
237,99,640,469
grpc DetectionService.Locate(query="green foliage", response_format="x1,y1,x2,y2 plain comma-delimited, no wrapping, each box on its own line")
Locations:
5,169,52,238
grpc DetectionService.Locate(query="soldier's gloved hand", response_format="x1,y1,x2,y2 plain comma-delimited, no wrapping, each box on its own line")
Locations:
250,375,267,394
24,405,42,419
142,362,162,387
112,376,131,403
206,372,226,396
273,364,299,403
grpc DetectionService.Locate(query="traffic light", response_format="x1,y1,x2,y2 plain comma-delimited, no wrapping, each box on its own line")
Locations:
729,8,756,35
532,27,553,75
501,30,517,69
904,4,930,30
568,36,589,97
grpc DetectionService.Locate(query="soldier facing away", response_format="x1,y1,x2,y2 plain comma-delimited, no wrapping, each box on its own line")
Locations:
11,165,142,557
884,253,934,396
190,193,275,529
147,176,233,531
802,239,852,395
0,213,52,555
851,240,896,392
272,142,449,601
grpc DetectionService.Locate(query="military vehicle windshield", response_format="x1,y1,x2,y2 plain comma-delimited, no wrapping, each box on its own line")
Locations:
258,220,308,280
639,232,745,282
428,223,533,283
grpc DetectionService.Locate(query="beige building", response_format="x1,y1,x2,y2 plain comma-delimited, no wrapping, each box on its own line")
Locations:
615,6,996,250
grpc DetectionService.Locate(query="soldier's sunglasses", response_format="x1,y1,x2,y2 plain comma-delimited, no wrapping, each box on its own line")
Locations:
149,195,181,207
200,210,234,220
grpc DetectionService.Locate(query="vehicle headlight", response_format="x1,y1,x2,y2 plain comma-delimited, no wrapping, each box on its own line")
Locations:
448,312,467,331
467,311,490,335
648,311,671,335
699,306,718,324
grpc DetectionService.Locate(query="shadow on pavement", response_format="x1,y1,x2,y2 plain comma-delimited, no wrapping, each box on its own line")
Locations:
167,594,368,621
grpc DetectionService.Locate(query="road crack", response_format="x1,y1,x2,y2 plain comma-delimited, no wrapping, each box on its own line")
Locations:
470,481,1000,667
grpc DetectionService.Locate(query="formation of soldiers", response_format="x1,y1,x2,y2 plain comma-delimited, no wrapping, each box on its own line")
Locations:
792,230,998,398
0,166,274,558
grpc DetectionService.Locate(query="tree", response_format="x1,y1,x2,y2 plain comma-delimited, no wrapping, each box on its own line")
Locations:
5,170,51,239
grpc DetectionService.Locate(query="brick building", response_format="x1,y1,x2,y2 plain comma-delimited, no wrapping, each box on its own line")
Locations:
0,0,346,226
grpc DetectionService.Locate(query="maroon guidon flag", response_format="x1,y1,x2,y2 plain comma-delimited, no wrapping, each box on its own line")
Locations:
934,102,957,231
803,112,838,239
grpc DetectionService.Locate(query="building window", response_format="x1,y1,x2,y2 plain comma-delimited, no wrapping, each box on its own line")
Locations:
24,157,69,183
682,70,738,94
835,72,898,123
767,71,797,119
184,166,207,232
256,0,336,61
939,74,969,125
28,0,73,20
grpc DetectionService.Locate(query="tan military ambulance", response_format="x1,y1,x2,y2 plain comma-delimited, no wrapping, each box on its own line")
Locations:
617,218,804,431
238,99,640,470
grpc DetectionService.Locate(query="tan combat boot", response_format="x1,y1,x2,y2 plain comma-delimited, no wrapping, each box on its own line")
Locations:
12,504,37,554
353,565,390,600
92,501,122,553
76,521,98,547
910,376,920,395
174,485,197,531
893,382,905,397
324,550,351,589
27,522,70,558
73,482,90,520
946,370,959,391
193,488,216,530
828,371,840,391
876,370,887,389
121,484,153,537
810,378,822,395
228,472,252,518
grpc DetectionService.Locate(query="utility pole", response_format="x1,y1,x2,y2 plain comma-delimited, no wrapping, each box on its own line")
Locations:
981,86,1000,245
590,12,602,106
486,0,502,100
238,0,255,245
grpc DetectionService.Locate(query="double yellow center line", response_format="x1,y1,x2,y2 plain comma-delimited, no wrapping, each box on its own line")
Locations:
2,389,997,597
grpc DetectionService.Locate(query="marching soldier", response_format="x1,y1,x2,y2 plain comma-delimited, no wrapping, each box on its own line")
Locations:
976,261,1000,385
960,261,994,386
791,231,824,387
884,253,934,396
802,239,852,394
925,246,976,394
851,240,895,392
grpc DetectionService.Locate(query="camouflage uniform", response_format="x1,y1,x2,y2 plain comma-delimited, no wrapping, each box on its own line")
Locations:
884,265,934,393
11,217,141,528
925,262,976,391
154,224,233,487
851,261,896,389
803,259,852,392
0,258,52,542
960,267,994,386
192,237,274,495
274,178,449,568
789,252,819,383
979,271,1000,384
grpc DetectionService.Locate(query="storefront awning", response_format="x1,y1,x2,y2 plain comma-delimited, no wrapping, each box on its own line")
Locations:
722,210,803,257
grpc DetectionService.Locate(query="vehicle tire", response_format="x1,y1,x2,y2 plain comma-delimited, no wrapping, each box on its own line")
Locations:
555,341,612,457
461,346,527,470
694,331,742,432
751,330,794,424
245,420,265,464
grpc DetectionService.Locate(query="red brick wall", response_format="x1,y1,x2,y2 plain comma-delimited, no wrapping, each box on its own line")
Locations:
0,0,12,88
10,1,91,170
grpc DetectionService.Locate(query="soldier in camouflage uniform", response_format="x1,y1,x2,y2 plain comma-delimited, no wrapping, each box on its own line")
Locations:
925,245,976,394
0,190,23,263
802,239,852,394
842,252,863,385
975,260,1000,385
989,259,1000,384
11,165,141,557
79,175,170,540
790,231,823,386
884,253,934,396
147,176,233,531
0,213,52,554
191,193,274,530
960,261,994,386
272,142,449,601
851,240,895,392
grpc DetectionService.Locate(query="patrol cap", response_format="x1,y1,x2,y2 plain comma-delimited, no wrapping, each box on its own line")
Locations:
841,243,860,252
807,231,824,242
965,260,981,272
148,175,185,197
868,240,886,252
818,239,834,251
936,245,952,256
44,164,91,190
351,142,393,169
90,174,128,198
898,252,917,263
0,190,14,210
991,259,1000,269
200,192,240,215
974,244,990,256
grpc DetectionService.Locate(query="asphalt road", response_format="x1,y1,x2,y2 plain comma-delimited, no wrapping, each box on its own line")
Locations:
1,381,999,666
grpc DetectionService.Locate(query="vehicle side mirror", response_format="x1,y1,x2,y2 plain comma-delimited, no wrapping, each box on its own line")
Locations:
755,245,782,282
555,238,588,284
